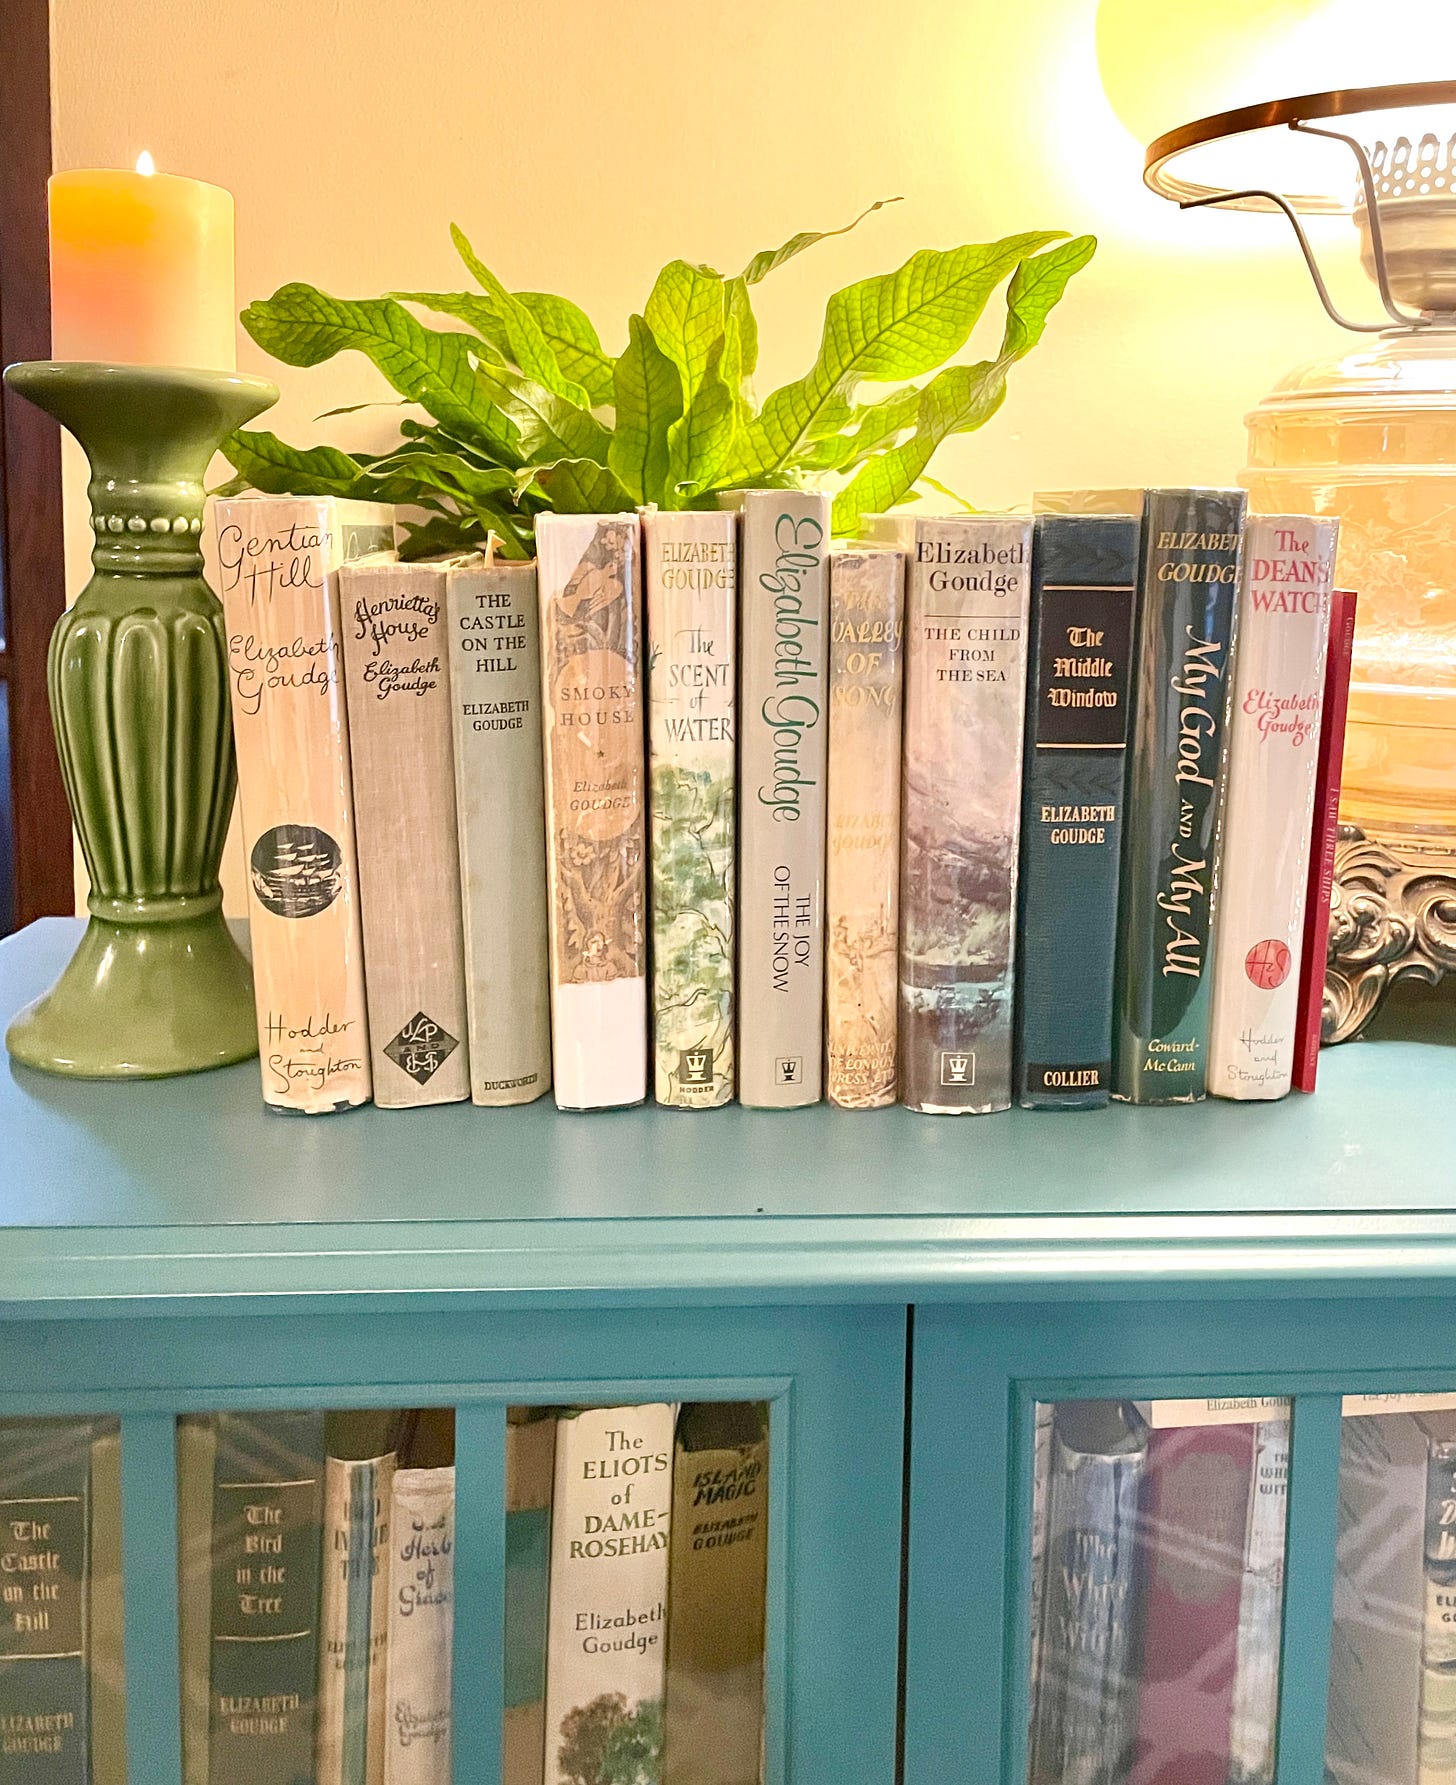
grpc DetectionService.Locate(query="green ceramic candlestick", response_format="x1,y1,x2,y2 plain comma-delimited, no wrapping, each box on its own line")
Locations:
3,361,278,1077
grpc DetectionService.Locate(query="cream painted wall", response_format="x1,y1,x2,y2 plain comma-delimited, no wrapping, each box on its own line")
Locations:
50,0,1360,910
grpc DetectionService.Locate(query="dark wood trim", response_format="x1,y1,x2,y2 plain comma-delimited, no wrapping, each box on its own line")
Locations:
0,0,71,925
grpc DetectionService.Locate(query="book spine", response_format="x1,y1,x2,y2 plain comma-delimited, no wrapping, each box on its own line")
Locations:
179,1416,218,1785
825,549,906,1109
86,1423,125,1785
0,1419,94,1785
1420,1437,1456,1782
1014,516,1139,1109
444,558,551,1105
543,1405,675,1785
737,491,830,1107
1112,488,1246,1103
535,515,649,1111
339,563,469,1109
1292,589,1358,1093
643,511,738,1108
208,1411,325,1785
1028,1403,1146,1785
504,1415,555,1785
1228,1420,1289,1785
900,516,1033,1113
210,499,395,1112
662,1404,770,1785
1134,1422,1256,1785
316,1450,395,1785
383,1468,453,1785
1208,517,1338,1101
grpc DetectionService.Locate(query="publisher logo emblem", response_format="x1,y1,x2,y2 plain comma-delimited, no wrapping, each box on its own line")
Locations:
680,1048,714,1087
385,1012,459,1085
940,1050,975,1087
1245,939,1291,990
774,1056,803,1087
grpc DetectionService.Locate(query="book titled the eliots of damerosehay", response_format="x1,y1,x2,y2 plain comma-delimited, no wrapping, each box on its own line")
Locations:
896,515,1032,1113
208,496,395,1113
736,490,831,1109
662,1404,770,1785
825,547,906,1110
643,510,737,1109
444,549,551,1106
338,555,469,1110
1208,516,1336,1102
1014,515,1138,1110
536,515,649,1111
1112,488,1246,1104
543,1405,676,1785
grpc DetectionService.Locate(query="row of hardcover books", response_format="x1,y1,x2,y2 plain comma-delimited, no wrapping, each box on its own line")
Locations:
207,486,1353,1116
0,1404,767,1785
1031,1395,1456,1785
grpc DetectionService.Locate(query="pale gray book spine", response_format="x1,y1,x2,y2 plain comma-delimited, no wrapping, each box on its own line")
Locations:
445,557,551,1105
899,516,1032,1113
736,490,830,1107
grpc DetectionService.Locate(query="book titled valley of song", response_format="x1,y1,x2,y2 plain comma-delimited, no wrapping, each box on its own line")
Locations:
444,551,551,1106
544,1406,676,1785
209,496,395,1113
737,491,830,1108
899,515,1032,1113
338,557,470,1109
1112,488,1246,1103
1208,515,1337,1101
643,510,737,1109
536,515,649,1110
1014,515,1138,1109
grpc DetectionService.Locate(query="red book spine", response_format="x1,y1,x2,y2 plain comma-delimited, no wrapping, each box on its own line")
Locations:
1292,588,1358,1093
1133,1422,1255,1785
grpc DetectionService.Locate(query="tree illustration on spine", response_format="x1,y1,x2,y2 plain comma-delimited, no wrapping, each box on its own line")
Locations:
558,1694,662,1785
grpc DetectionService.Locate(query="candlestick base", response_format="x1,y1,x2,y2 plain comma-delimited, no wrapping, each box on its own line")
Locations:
3,360,277,1077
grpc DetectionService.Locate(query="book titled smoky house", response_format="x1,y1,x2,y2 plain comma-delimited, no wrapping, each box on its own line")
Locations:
900,516,1032,1113
1112,488,1246,1104
1014,515,1138,1109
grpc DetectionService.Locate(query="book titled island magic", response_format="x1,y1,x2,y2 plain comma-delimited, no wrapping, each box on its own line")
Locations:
1112,489,1245,1104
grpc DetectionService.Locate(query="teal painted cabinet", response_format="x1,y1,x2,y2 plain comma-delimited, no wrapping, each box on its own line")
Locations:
3,921,1454,1785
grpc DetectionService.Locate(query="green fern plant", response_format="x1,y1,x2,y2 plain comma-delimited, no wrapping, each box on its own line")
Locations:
220,204,1094,558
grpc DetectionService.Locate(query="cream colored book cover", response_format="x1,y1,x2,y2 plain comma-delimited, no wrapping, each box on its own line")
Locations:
445,551,551,1105
317,1450,395,1785
209,496,394,1112
384,1467,454,1785
536,514,648,1111
339,557,469,1109
825,548,905,1109
1208,515,1337,1101
644,510,736,1108
737,490,830,1107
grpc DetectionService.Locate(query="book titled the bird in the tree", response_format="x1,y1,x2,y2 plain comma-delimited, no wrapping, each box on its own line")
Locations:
1014,515,1139,1109
898,515,1032,1113
209,495,395,1113
536,515,648,1111
1112,488,1245,1104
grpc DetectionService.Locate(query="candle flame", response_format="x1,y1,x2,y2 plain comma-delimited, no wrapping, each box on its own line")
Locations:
135,150,156,176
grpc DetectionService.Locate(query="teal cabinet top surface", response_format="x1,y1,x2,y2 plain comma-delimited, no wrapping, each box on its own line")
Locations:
2,919,1454,1309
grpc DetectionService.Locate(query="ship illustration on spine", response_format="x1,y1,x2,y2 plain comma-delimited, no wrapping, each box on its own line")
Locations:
384,1468,453,1785
0,1419,94,1785
1015,516,1138,1109
339,557,470,1109
317,1440,395,1785
899,516,1032,1113
445,551,551,1106
643,510,737,1108
825,548,905,1109
1112,488,1245,1103
209,496,395,1112
536,515,648,1111
1208,516,1337,1100
207,1412,325,1785
544,1406,675,1785
737,491,830,1108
